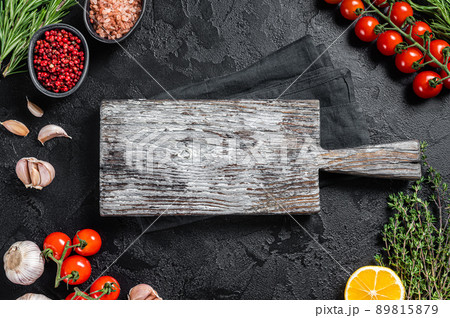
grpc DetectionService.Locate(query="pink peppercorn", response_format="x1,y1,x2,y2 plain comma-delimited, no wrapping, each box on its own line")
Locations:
33,29,85,93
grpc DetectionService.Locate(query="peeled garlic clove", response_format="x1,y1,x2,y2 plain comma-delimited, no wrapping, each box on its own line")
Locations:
3,241,44,285
16,158,55,190
1,120,29,137
38,124,72,145
16,159,31,188
17,293,51,300
128,284,162,300
26,97,44,118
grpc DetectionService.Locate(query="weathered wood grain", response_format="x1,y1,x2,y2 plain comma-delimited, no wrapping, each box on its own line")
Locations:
100,100,421,216
321,141,421,179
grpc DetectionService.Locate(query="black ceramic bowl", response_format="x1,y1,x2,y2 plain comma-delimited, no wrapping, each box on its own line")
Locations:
83,0,147,43
28,23,90,98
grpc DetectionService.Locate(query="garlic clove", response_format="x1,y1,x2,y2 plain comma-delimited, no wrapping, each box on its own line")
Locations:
26,97,44,118
38,124,72,145
128,284,162,300
17,293,51,300
37,162,55,188
146,293,162,300
16,159,32,188
4,241,44,285
28,161,41,189
1,120,30,137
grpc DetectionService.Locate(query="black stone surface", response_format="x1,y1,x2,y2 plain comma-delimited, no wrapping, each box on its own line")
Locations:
1,0,449,300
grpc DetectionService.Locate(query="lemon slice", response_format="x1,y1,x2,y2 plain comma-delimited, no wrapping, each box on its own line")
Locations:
345,266,405,300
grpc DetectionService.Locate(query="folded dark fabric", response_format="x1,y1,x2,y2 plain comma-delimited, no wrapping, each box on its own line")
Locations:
140,35,370,233
154,36,333,100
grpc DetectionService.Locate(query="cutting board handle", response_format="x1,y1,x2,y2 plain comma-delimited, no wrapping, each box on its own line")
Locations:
320,140,421,180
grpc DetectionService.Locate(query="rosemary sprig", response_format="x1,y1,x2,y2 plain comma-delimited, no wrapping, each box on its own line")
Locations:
376,142,450,300
0,0,77,78
404,0,450,41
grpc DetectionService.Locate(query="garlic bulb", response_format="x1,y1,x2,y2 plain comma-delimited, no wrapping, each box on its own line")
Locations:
4,241,45,285
16,157,56,190
128,284,162,300
17,293,51,300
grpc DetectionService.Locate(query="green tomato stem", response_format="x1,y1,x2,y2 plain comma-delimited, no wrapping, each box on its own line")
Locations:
71,287,99,300
69,283,117,300
57,273,73,287
44,240,82,288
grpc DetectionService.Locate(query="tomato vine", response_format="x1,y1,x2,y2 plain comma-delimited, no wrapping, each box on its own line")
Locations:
42,230,117,300
329,0,450,98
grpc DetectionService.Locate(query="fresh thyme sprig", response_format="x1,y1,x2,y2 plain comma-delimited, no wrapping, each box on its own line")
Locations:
0,0,77,78
376,142,450,300
404,0,450,41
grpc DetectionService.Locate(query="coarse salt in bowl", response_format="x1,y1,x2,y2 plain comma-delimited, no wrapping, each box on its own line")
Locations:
83,0,147,43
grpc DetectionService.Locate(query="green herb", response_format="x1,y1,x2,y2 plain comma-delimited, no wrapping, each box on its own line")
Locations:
405,0,450,41
375,142,450,300
0,0,76,78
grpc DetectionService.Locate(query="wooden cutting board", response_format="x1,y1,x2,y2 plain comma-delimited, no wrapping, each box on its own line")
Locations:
100,100,421,216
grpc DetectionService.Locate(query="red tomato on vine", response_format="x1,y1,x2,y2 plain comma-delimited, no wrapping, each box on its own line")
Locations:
406,21,433,46
440,67,450,89
90,276,121,300
355,16,379,42
324,0,342,4
373,0,389,7
61,255,92,285
43,232,72,260
395,47,423,73
73,229,102,256
426,39,450,68
413,71,443,99
390,2,414,27
340,0,364,20
65,292,88,300
377,30,403,56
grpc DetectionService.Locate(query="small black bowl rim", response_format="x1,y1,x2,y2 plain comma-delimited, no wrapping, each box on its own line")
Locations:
83,0,147,44
28,23,90,98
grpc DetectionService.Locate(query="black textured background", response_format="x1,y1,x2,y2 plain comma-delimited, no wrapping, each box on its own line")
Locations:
1,0,449,300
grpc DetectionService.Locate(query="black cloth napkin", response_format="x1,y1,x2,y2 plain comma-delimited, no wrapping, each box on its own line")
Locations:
139,35,370,232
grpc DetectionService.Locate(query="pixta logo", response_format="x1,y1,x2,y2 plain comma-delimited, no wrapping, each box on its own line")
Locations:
124,128,318,174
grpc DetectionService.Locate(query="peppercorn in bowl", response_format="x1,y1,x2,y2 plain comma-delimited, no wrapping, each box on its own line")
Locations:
28,24,90,98
83,0,147,43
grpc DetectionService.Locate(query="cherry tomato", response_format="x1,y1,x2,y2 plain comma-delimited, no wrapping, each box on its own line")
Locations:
355,16,379,42
426,39,450,68
413,71,443,99
65,292,88,300
390,2,413,27
377,30,403,56
340,0,364,20
395,47,423,73
373,0,389,7
61,255,92,285
90,276,121,300
43,232,72,260
324,0,342,4
440,67,450,89
406,21,433,46
73,229,102,256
